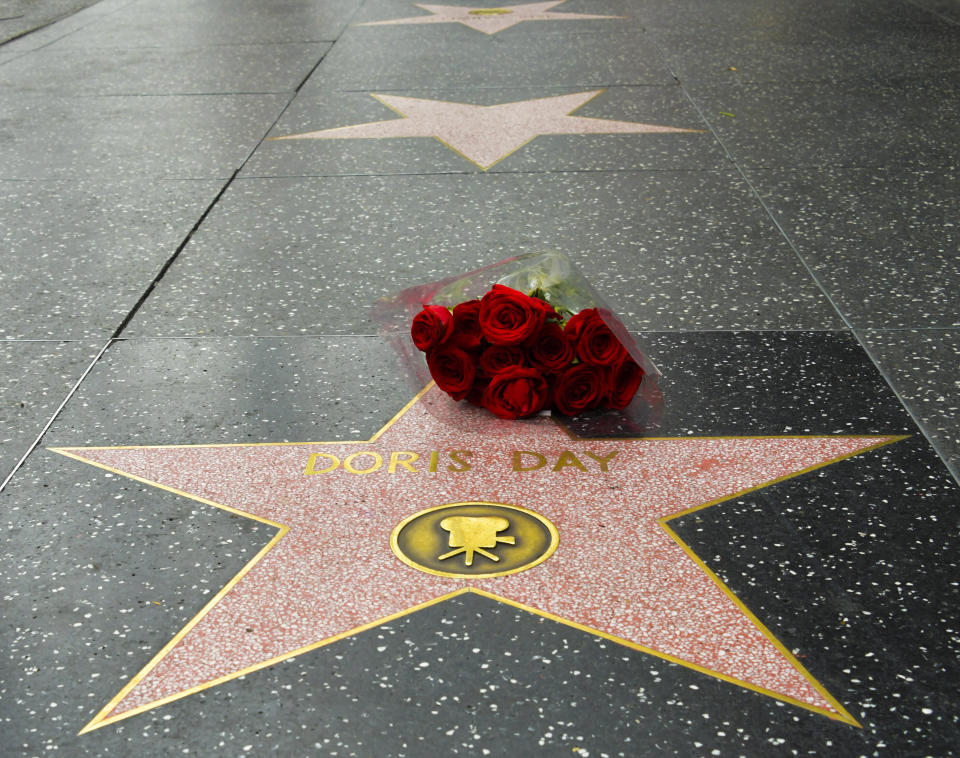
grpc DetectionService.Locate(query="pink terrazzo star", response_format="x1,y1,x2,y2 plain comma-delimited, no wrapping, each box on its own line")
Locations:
355,1,624,35
270,90,701,169
54,387,903,732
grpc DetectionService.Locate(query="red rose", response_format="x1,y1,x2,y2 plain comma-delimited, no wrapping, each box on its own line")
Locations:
451,300,483,351
529,322,573,372
478,284,556,346
465,376,490,407
411,305,454,352
564,308,627,366
479,344,526,376
606,356,645,410
481,368,549,419
553,363,607,416
426,345,476,401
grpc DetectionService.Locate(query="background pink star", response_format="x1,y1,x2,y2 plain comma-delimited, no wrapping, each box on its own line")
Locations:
271,90,702,169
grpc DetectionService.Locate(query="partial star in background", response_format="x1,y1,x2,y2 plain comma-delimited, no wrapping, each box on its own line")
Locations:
269,90,703,169
355,1,625,35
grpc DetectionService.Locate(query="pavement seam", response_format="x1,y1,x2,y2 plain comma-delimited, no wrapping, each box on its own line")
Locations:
0,338,113,494
109,168,242,340
108,36,334,340
0,0,138,50
663,73,960,486
639,32,959,485
0,40,337,492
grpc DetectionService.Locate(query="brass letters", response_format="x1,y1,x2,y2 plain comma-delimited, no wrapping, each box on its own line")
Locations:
306,448,618,475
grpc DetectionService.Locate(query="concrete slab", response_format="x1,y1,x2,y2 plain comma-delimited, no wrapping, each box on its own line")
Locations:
682,75,960,170
0,42,330,95
121,173,843,337
755,166,960,329
0,339,101,482
0,93,289,179
0,180,222,339
50,0,363,47
303,28,674,90
860,328,960,477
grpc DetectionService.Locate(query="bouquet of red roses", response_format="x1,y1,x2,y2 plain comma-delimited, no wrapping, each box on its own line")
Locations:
411,286,647,419
373,252,661,422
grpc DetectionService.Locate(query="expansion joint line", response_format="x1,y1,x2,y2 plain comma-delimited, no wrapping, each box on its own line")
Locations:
0,339,113,495
663,65,958,486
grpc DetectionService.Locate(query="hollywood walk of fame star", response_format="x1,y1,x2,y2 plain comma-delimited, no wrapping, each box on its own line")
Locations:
269,90,702,169
52,385,905,732
355,1,624,35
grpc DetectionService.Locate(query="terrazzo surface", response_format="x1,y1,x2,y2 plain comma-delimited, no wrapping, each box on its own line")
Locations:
49,0,363,47
0,93,290,180
0,180,223,339
4,333,959,755
752,166,960,329
123,172,839,337
0,42,332,95
302,28,674,90
681,75,960,170
859,329,960,477
0,0,106,44
0,340,102,483
2,0,959,754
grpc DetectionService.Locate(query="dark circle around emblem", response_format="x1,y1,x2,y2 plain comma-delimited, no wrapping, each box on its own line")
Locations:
391,501,559,579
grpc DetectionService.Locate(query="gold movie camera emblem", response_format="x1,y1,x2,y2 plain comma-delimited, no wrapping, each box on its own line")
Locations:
391,502,559,578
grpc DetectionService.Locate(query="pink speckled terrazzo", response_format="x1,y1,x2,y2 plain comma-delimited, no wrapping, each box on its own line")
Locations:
57,386,900,727
272,90,699,169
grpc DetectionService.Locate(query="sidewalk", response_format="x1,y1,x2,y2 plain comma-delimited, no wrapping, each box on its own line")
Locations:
1,0,958,755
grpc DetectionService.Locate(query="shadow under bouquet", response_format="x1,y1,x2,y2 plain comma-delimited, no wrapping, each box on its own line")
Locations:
375,252,662,425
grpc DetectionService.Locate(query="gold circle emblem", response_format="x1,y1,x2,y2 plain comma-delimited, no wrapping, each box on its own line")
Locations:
391,502,558,579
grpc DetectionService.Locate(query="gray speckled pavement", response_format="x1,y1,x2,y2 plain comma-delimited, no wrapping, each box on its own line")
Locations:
2,0,959,756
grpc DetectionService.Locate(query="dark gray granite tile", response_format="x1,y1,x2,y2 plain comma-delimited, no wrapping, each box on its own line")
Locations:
683,74,960,169
52,0,363,47
0,0,134,50
123,172,841,338
0,93,289,179
2,333,958,755
751,166,959,328
0,0,110,46
654,27,960,84
247,85,720,176
0,42,330,95
303,28,672,91
0,340,101,483
908,0,960,24
46,337,413,445
0,180,223,339
645,331,914,436
635,0,917,38
818,0,960,41
859,329,960,476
